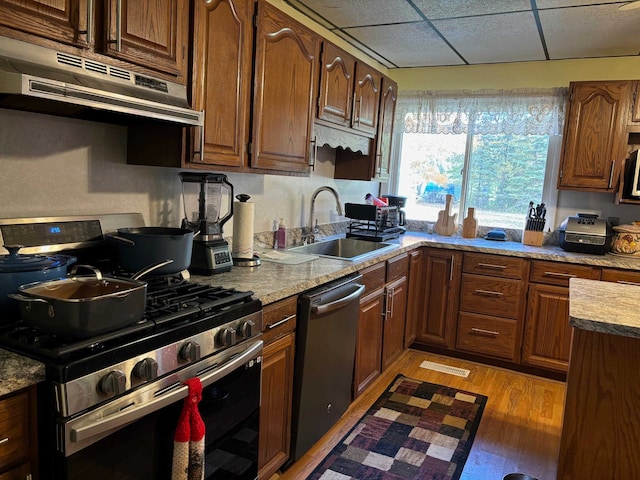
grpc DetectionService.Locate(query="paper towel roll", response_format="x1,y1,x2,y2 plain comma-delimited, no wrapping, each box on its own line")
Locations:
232,201,254,259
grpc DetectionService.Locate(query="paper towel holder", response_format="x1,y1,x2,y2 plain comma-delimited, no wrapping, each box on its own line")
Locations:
233,193,261,267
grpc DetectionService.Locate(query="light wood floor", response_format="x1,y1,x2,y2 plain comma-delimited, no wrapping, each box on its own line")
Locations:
272,349,566,480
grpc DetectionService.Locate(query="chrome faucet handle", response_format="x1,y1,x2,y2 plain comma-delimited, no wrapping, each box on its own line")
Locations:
313,219,320,235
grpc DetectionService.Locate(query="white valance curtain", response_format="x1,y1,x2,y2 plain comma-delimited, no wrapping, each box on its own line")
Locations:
396,88,568,136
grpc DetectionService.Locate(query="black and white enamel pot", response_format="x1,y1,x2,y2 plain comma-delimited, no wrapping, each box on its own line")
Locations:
0,245,77,318
107,227,194,275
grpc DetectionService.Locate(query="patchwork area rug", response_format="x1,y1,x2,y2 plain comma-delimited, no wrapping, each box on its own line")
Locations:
308,374,487,480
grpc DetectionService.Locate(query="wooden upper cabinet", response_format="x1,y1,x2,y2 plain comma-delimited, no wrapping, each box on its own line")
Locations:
251,0,319,173
317,42,355,127
0,0,87,47
373,75,397,180
352,62,380,136
103,0,189,80
190,0,253,168
558,81,633,192
0,0,189,82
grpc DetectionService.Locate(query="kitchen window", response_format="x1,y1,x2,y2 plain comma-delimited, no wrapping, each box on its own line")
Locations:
393,89,567,229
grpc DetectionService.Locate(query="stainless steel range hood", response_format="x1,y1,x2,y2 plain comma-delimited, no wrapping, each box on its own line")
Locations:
0,37,203,126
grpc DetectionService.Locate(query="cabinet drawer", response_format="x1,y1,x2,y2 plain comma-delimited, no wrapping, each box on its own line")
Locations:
456,312,518,361
262,296,297,345
601,268,640,286
530,261,599,287
386,253,409,283
460,274,524,319
0,392,30,468
463,252,527,279
360,262,386,294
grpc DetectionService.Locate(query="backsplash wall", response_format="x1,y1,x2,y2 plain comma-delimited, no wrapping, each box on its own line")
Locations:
0,109,378,235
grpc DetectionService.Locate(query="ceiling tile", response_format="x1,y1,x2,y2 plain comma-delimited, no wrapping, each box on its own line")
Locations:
433,12,546,64
295,0,422,28
345,22,465,68
539,3,640,59
536,0,622,7
412,0,532,19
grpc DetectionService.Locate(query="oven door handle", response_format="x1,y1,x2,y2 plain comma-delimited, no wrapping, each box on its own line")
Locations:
70,340,263,444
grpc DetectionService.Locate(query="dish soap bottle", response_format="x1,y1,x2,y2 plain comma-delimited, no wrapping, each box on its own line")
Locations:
277,218,287,249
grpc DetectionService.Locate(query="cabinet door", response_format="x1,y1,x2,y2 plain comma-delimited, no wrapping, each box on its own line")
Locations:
252,0,319,173
0,0,87,47
522,283,572,372
372,76,397,180
558,81,632,191
416,249,462,349
351,62,380,136
353,287,384,399
259,332,295,479
317,42,355,127
104,0,189,80
382,275,407,370
404,249,423,348
190,0,253,168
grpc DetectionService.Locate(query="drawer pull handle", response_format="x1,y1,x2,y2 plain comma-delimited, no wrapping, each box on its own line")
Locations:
0,437,8,445
616,280,640,286
266,314,295,329
474,289,503,297
544,271,576,278
471,327,500,337
477,263,507,270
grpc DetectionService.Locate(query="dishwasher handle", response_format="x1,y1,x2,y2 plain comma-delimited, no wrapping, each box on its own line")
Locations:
311,284,365,315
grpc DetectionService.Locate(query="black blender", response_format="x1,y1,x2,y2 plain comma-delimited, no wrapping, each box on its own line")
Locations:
179,172,234,274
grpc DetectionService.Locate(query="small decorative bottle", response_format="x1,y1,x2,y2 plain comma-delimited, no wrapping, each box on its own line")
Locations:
277,218,287,248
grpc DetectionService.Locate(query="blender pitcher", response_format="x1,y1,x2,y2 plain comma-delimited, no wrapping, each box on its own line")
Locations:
179,172,234,274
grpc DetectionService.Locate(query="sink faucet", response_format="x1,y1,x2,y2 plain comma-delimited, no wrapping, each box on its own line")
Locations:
307,186,344,243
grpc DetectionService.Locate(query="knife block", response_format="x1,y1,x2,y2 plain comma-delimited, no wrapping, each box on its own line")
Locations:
522,230,544,246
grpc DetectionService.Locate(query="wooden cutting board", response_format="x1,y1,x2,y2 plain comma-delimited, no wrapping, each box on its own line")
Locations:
462,207,477,238
435,194,457,236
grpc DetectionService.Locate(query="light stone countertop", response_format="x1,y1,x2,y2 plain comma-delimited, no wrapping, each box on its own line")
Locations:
569,277,640,338
4,230,640,397
0,348,45,396
190,231,640,305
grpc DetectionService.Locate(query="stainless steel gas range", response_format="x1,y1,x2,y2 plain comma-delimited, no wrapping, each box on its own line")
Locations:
0,215,263,480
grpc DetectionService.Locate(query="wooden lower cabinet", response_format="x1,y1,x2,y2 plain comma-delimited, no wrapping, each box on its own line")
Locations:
557,328,640,479
416,249,462,349
353,287,385,398
382,275,407,370
259,297,297,479
404,249,423,348
522,261,599,373
0,386,37,480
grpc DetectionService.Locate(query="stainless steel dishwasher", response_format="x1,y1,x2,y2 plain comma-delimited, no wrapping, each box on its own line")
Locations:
289,273,365,463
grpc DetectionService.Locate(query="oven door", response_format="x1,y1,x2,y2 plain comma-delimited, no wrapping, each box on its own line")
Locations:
54,339,262,480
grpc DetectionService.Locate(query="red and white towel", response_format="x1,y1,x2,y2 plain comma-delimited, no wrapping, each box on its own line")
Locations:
172,378,205,480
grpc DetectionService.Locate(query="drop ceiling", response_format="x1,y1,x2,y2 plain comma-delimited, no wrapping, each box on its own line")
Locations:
283,0,640,69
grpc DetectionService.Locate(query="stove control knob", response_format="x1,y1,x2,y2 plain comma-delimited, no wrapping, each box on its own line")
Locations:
98,370,126,396
133,357,158,381
218,328,237,347
239,320,256,338
179,341,201,362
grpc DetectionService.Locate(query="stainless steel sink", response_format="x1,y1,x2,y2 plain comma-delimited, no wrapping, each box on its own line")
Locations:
288,237,398,261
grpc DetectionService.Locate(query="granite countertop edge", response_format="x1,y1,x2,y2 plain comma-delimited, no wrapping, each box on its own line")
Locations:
4,230,640,397
569,277,640,338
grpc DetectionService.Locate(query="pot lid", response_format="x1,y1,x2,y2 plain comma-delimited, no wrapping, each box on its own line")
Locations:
0,245,74,272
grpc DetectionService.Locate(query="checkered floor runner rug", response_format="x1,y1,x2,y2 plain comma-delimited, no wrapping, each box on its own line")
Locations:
307,374,487,480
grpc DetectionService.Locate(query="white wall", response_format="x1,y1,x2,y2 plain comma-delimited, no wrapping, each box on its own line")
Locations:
0,109,378,235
